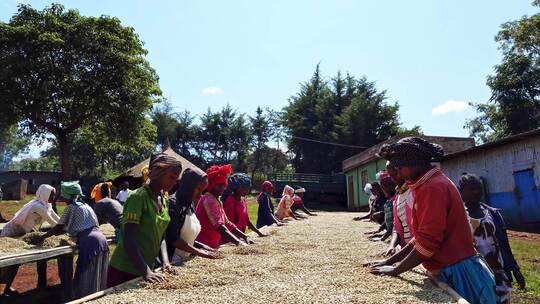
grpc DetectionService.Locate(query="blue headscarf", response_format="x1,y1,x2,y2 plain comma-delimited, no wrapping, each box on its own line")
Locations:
221,173,252,202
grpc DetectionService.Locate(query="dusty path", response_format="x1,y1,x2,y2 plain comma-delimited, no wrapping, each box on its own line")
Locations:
93,212,453,304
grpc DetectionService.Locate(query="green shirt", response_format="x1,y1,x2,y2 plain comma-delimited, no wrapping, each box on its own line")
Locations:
110,185,171,275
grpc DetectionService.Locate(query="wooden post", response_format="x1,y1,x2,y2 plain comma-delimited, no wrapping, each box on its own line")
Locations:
58,254,74,302
36,260,47,289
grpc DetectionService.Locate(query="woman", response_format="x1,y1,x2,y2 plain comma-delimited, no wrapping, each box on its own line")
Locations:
355,182,385,221
223,173,266,237
256,181,283,228
34,181,108,299
368,172,396,242
107,153,182,287
460,173,525,303
2,184,59,237
165,168,218,264
384,162,413,256
291,186,316,216
275,185,301,221
0,184,60,296
367,137,497,304
195,164,252,249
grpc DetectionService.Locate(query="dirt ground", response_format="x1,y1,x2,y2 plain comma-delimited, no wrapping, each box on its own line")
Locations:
507,230,540,243
93,212,453,304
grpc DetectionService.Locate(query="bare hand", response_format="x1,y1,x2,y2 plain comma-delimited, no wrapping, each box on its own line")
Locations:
383,246,396,257
369,265,398,276
257,232,268,237
200,250,220,259
362,260,388,268
244,236,255,244
144,271,167,284
162,263,177,275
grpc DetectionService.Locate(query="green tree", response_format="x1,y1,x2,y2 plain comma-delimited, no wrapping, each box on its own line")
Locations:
249,106,274,178
0,126,31,169
284,65,412,174
11,155,59,172
467,1,540,142
0,4,161,179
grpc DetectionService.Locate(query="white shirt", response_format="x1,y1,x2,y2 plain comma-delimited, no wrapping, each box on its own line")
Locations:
116,190,131,203
1,204,60,237
172,210,202,263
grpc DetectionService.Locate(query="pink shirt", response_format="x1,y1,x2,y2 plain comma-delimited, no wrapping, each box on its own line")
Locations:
195,193,237,249
223,196,249,233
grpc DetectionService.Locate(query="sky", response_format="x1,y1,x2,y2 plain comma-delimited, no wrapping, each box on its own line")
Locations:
1,0,537,158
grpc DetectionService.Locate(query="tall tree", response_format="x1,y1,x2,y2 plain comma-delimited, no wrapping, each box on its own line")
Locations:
0,4,161,178
249,106,274,178
283,66,412,174
467,1,540,142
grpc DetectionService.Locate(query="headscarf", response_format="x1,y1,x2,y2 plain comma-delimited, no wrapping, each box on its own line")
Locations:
222,173,252,202
91,182,112,202
206,164,233,192
175,168,208,210
148,153,183,181
282,185,294,198
11,184,55,226
294,187,306,194
61,181,84,204
261,181,274,192
377,137,444,167
376,171,391,182
258,181,274,201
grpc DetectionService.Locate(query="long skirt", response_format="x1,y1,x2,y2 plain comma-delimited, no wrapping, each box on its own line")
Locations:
438,255,497,304
73,227,109,299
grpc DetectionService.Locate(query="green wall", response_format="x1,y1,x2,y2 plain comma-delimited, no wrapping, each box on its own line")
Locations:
345,158,388,210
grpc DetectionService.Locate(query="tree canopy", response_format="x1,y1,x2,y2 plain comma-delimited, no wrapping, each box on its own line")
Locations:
467,1,540,142
0,4,160,178
283,65,420,174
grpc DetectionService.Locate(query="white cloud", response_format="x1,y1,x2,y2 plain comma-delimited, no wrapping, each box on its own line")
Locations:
201,87,224,95
432,100,470,116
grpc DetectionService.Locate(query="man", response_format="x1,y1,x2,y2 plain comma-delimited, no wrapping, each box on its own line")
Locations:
94,183,123,242
116,181,131,205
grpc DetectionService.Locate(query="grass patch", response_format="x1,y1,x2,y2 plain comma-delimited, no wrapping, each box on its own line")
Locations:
509,239,540,303
510,239,540,303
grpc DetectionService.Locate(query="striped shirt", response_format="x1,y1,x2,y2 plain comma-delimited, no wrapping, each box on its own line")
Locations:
58,203,99,237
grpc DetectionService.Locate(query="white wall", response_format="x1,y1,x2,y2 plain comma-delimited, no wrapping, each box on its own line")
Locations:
441,137,540,193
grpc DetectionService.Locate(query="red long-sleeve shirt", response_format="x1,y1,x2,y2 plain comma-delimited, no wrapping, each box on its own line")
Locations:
408,167,476,273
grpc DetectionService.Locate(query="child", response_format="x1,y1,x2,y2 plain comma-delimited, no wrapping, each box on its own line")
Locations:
460,173,525,303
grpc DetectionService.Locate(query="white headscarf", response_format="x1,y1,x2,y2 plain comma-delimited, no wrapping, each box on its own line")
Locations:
282,185,294,197
11,184,55,226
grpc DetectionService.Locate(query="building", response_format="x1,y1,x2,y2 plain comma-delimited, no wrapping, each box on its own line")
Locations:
440,129,540,232
115,147,203,189
0,170,62,199
342,135,475,210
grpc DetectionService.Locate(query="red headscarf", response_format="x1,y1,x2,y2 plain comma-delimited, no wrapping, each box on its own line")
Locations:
206,164,233,192
261,181,274,192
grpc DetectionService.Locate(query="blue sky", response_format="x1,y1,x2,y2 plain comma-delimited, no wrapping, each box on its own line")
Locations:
1,0,537,157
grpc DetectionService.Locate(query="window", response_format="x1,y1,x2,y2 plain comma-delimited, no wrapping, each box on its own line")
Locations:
361,170,368,190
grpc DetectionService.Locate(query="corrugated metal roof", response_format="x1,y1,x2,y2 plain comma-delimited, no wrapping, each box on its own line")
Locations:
441,129,540,161
342,135,475,172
